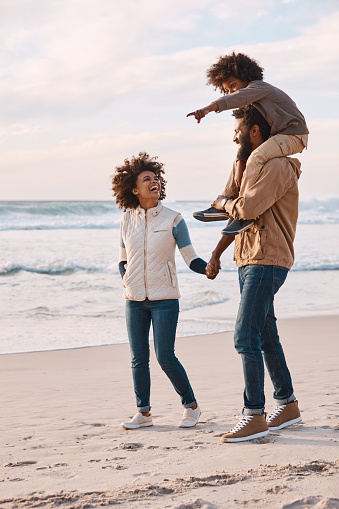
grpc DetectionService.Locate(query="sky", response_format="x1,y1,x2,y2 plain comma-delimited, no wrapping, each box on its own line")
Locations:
1,0,339,201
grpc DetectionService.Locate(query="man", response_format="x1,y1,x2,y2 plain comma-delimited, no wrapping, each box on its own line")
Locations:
207,105,302,442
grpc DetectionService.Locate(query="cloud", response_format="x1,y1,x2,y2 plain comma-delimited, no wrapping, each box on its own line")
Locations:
1,3,338,123
1,1,339,199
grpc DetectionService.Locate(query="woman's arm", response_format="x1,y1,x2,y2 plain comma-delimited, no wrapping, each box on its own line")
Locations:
172,215,207,274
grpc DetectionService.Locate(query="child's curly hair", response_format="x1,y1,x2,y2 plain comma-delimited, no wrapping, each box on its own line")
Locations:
207,52,264,94
112,152,167,210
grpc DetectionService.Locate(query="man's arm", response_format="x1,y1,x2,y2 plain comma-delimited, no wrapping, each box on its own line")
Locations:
206,228,235,280
223,158,297,220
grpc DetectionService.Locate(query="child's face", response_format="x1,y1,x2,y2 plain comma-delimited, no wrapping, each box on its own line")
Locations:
222,76,249,95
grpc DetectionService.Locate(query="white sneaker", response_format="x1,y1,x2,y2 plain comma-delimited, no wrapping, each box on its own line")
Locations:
121,412,153,430
179,405,201,428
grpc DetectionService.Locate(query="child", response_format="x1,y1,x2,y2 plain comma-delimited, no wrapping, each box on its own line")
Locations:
187,52,309,235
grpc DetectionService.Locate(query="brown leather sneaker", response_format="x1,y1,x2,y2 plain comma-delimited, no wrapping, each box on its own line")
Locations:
267,400,301,430
220,414,269,443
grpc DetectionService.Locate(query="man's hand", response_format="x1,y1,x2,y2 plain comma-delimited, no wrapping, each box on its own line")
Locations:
205,256,221,280
186,103,217,124
212,195,228,210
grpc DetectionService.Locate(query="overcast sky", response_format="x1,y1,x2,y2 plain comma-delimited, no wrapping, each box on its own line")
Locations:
1,0,339,201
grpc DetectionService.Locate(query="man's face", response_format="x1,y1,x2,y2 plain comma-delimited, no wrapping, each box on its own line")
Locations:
233,118,253,161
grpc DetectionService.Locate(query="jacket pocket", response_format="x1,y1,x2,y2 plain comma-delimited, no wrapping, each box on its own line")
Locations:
242,225,267,260
166,261,177,288
153,228,170,233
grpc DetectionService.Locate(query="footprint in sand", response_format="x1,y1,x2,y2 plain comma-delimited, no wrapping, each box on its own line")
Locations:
172,498,218,508
118,442,144,451
281,496,339,508
5,461,37,467
266,485,291,494
251,436,275,444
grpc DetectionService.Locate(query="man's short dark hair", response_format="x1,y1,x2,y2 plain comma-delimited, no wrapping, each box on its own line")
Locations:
207,52,264,93
233,105,271,141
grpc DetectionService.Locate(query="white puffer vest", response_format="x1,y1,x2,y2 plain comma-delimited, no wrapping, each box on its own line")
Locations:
121,203,181,301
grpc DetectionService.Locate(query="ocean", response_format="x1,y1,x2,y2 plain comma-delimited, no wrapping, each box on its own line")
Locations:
1,199,339,354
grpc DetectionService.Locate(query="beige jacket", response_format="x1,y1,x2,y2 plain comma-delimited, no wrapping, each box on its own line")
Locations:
214,81,308,136
224,157,302,270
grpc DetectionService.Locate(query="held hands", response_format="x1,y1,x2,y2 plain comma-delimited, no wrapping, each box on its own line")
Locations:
205,256,221,280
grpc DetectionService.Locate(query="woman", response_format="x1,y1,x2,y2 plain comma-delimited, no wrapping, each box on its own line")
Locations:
112,152,207,429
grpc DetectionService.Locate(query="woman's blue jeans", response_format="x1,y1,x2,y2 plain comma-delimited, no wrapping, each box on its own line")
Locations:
234,265,294,413
125,298,196,413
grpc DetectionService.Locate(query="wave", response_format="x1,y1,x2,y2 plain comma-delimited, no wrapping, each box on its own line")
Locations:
0,201,122,231
292,262,339,271
1,260,339,277
0,261,107,276
180,291,229,311
1,198,339,230
0,201,116,217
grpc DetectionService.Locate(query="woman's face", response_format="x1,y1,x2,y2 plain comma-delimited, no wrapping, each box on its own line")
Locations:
132,171,161,206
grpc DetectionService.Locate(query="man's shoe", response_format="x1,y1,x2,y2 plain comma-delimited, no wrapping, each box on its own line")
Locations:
267,400,301,430
121,412,153,430
179,405,201,428
220,414,269,443
221,218,254,236
193,207,229,222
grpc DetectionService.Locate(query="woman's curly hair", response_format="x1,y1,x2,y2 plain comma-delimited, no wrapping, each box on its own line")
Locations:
112,152,167,210
207,52,264,94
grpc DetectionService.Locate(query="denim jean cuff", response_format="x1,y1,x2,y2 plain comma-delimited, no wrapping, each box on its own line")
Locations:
243,407,265,416
274,394,296,405
138,406,151,413
184,401,197,409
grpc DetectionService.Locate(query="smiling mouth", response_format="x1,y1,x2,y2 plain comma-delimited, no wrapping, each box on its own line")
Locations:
150,185,159,191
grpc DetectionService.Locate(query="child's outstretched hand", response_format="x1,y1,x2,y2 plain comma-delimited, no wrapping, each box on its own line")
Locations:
187,103,218,123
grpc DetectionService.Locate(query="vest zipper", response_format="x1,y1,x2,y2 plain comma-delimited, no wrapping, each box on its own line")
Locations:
144,212,148,298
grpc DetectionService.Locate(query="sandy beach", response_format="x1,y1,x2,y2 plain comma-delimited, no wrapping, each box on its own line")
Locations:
1,315,338,508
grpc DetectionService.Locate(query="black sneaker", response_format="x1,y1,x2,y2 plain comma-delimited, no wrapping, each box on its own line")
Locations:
221,219,254,236
193,207,229,222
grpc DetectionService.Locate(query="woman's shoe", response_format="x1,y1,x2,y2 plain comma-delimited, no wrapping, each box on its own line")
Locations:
121,412,153,429
179,405,201,427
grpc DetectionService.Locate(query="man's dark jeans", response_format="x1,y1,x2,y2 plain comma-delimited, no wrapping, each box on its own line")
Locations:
234,264,294,413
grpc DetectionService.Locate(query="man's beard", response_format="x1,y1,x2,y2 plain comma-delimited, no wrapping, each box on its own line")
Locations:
236,132,252,161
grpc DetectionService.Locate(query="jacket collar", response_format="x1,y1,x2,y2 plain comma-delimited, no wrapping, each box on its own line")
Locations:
136,201,163,217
